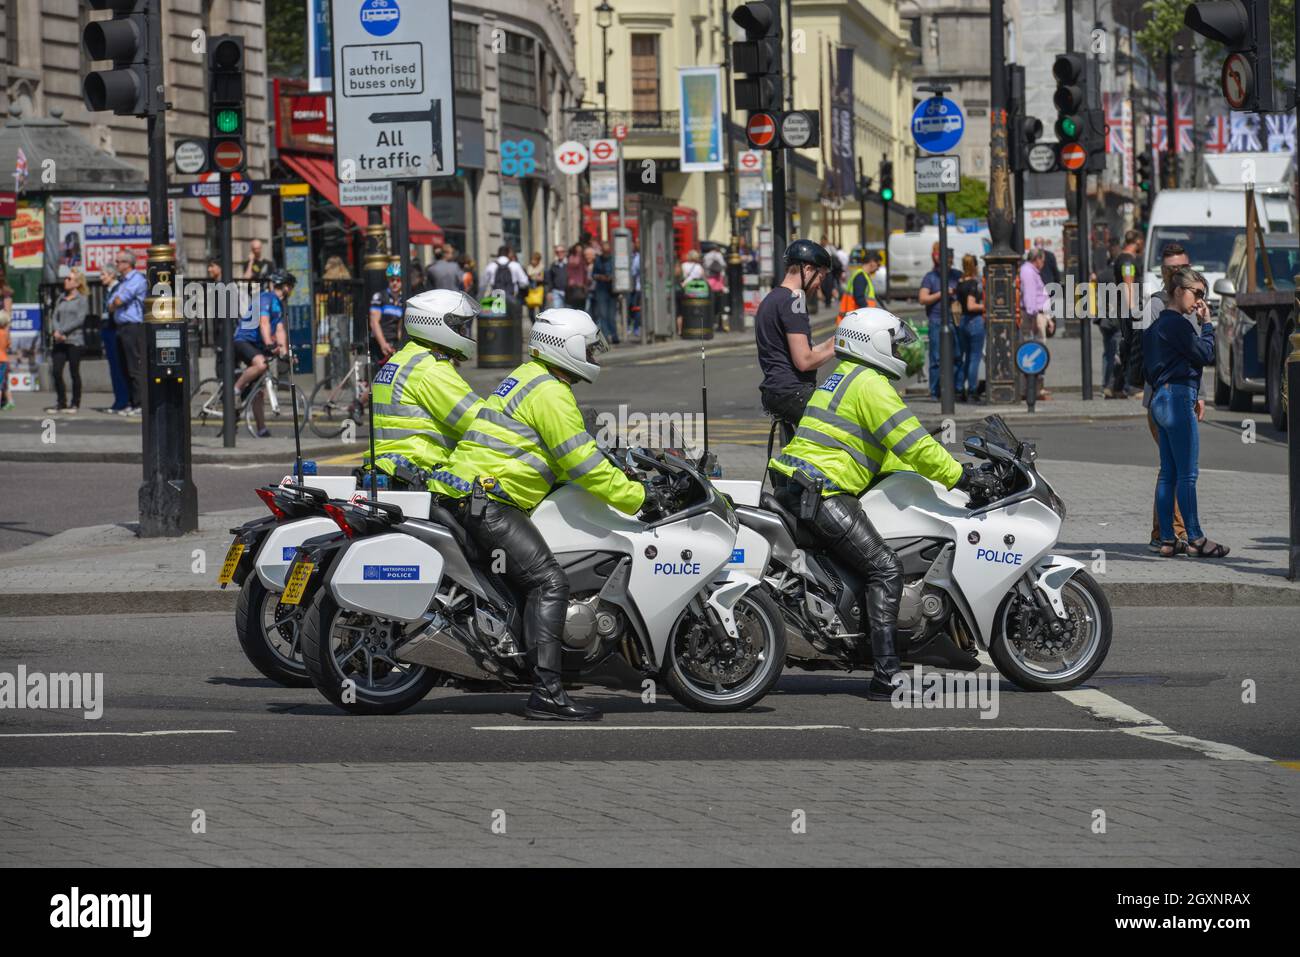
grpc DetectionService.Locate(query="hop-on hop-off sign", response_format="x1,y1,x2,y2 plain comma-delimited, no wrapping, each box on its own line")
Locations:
329,0,457,182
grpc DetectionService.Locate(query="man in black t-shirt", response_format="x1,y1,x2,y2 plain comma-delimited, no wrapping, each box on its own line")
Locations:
756,240,838,443
1106,229,1144,397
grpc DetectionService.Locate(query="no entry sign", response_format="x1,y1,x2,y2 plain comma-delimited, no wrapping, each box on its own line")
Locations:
746,112,778,150
1059,142,1087,171
212,141,245,173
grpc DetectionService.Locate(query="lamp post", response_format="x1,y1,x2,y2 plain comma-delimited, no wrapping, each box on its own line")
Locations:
596,1,613,136
984,0,1018,405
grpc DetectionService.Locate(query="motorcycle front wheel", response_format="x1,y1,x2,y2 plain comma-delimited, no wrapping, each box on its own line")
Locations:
300,589,439,715
990,569,1112,691
662,588,786,712
235,574,313,687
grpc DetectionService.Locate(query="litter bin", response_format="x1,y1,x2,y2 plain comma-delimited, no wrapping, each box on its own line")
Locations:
680,279,714,340
478,289,521,368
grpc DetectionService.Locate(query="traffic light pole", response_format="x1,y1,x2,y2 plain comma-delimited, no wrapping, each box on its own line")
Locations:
139,37,197,536
723,0,744,328
938,193,954,415
219,172,235,448
984,0,1018,405
772,148,787,286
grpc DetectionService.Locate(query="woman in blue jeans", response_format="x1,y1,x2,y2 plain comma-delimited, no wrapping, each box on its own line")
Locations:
954,254,985,401
1142,266,1229,558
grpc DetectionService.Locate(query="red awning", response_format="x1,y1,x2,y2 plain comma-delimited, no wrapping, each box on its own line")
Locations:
280,152,444,246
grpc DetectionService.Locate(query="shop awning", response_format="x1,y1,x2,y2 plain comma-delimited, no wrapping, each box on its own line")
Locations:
280,153,444,246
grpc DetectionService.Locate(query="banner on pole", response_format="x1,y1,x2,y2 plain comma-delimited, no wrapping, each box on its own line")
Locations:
679,66,725,173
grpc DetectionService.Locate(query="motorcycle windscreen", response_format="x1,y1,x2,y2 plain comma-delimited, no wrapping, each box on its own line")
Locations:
330,533,445,623
256,517,341,591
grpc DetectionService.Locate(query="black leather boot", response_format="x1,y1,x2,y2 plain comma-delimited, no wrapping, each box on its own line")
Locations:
523,633,602,721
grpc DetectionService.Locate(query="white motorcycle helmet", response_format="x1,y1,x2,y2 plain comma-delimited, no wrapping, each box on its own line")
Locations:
403,289,478,361
835,306,917,380
528,307,608,383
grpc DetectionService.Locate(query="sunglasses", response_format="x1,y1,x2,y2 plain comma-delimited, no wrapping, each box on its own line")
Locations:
1186,288,1206,301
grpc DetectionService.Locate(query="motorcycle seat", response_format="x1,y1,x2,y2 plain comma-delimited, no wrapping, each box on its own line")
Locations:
400,509,481,564
760,491,818,548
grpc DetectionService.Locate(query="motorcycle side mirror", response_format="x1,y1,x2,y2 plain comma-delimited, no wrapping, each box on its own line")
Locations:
698,451,717,476
964,435,985,456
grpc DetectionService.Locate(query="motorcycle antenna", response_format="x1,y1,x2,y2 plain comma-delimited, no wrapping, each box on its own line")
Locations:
366,348,378,500
286,353,304,483
700,343,709,460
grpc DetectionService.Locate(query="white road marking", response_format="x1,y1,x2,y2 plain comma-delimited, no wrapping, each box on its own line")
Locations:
858,726,1121,733
472,724,850,732
0,730,235,739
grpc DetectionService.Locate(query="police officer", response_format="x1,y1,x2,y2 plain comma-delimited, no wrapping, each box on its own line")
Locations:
363,289,483,490
756,240,838,446
846,246,878,309
769,306,996,700
430,308,659,721
369,261,405,363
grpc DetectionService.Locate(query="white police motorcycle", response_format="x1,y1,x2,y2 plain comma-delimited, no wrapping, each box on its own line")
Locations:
721,416,1111,691
292,449,786,715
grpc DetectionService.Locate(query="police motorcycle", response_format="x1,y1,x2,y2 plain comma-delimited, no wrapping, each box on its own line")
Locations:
287,447,787,715
217,468,441,687
721,415,1111,691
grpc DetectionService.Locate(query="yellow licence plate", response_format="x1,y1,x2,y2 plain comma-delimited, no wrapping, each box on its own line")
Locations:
281,561,315,606
217,541,245,586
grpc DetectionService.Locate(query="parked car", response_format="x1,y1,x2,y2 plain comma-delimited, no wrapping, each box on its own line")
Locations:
1211,233,1299,420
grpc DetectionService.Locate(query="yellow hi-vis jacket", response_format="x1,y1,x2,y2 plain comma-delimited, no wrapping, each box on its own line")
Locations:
769,359,962,495
431,359,646,514
363,341,483,480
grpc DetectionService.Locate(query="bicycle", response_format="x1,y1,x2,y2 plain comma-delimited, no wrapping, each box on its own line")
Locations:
307,349,371,439
190,353,306,439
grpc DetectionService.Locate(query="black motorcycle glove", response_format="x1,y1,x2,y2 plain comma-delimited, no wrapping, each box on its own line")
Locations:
638,482,670,521
955,463,999,495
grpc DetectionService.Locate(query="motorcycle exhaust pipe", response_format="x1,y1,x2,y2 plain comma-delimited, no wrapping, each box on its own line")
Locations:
395,612,500,682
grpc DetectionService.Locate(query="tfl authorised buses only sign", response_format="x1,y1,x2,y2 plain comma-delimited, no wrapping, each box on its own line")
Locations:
329,0,457,182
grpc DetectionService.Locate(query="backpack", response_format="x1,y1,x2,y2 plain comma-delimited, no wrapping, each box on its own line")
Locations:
493,260,520,301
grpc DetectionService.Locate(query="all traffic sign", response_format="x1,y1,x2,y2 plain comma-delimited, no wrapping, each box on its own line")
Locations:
1059,142,1087,171
1016,340,1050,375
554,140,590,175
212,141,245,173
746,113,778,149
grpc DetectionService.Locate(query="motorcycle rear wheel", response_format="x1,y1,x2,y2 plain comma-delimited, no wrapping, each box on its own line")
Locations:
235,574,313,687
300,589,439,715
990,569,1111,691
662,588,786,712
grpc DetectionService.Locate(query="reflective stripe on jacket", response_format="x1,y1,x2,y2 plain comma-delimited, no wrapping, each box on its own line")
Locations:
848,267,876,308
431,359,646,514
363,341,483,478
768,359,962,495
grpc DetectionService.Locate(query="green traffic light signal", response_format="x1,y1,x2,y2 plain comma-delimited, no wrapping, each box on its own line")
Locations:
881,187,894,202
215,108,241,134
1060,116,1078,138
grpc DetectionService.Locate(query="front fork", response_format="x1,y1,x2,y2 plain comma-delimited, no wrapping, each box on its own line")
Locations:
1021,555,1086,634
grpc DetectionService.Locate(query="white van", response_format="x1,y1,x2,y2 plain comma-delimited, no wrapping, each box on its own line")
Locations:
887,227,990,299
1142,189,1274,306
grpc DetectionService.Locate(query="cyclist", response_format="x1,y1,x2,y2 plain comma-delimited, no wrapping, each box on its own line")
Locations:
233,269,294,438
370,261,405,364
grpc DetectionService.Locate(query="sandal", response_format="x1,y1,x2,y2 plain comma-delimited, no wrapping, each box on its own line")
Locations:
1158,540,1188,558
1188,538,1230,559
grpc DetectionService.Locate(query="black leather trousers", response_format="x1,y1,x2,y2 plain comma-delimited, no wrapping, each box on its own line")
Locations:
780,486,905,677
466,500,569,695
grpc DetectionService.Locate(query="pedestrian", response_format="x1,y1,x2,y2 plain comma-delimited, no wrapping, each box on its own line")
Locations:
483,245,530,323
427,245,460,291
755,239,837,444
582,244,599,313
1105,229,1144,398
1144,266,1228,559
408,258,426,294
590,243,618,344
544,244,568,310
46,267,89,414
107,249,148,415
369,261,405,363
95,263,129,414
525,250,546,327
0,302,12,412
677,248,706,335
1138,241,1192,551
242,238,274,281
1018,248,1052,400
918,242,962,400
322,255,352,281
867,251,886,305
628,240,642,337
954,253,985,402
1040,245,1062,289
563,244,588,308
705,244,728,332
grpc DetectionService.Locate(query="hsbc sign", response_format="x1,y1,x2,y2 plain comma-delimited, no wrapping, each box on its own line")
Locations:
555,140,590,175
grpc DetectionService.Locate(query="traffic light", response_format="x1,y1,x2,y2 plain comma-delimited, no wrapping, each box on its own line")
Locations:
1052,53,1087,145
81,0,159,116
1185,0,1279,112
208,35,247,173
879,159,894,204
1136,151,1154,194
731,1,783,113
857,175,873,200
1007,64,1043,173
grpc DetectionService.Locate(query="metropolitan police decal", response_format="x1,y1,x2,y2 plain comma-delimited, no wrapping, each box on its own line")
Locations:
375,362,398,384
819,373,845,392
493,377,519,398
363,564,421,580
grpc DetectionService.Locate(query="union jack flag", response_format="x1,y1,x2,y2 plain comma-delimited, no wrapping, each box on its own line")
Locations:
1205,114,1231,153
1151,92,1194,153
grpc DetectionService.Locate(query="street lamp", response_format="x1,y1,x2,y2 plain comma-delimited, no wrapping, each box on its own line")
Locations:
596,1,614,135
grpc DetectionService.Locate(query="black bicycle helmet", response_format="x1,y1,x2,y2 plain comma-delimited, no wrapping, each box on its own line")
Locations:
783,239,832,270
268,269,296,288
